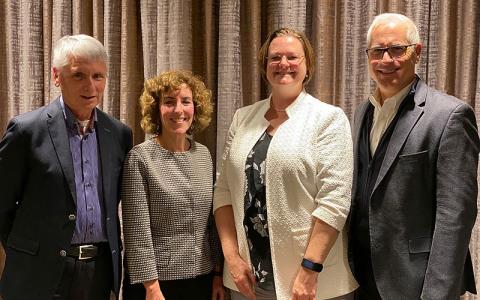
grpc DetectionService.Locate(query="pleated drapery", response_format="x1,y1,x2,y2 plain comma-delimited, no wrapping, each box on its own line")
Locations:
0,1,479,299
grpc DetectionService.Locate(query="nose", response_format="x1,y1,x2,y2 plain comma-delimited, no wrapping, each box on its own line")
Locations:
84,77,96,92
278,55,289,66
173,102,183,113
381,50,394,61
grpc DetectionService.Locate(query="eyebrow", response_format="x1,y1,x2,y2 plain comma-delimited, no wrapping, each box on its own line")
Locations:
268,51,301,55
370,43,408,47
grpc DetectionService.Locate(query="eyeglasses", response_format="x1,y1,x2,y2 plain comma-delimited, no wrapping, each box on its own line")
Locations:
267,54,305,65
366,44,416,60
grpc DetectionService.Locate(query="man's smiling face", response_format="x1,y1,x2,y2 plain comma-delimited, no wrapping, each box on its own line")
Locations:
368,21,421,100
53,56,107,120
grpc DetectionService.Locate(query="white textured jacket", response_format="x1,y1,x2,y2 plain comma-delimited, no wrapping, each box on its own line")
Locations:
213,91,358,299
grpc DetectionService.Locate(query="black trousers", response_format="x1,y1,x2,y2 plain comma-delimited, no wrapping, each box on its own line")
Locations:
122,272,213,300
351,238,382,300
354,286,382,300
52,249,113,300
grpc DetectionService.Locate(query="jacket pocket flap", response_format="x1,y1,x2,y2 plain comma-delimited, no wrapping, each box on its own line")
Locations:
408,237,432,254
399,150,428,161
7,234,39,255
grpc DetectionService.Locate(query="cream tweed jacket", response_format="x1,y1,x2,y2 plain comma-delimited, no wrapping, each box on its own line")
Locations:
213,91,358,299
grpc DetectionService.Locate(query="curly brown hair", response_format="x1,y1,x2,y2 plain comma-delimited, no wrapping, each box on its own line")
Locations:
139,70,213,136
257,27,315,86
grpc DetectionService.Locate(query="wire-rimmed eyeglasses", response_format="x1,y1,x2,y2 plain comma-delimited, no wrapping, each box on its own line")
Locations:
266,54,305,65
366,44,416,60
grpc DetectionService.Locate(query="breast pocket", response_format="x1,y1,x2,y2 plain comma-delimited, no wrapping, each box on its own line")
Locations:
396,150,429,184
398,149,429,162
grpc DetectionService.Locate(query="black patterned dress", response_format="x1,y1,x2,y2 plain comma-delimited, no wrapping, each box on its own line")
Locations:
243,131,275,291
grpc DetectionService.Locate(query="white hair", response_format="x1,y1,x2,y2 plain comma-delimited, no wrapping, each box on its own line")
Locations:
52,34,108,70
367,13,420,46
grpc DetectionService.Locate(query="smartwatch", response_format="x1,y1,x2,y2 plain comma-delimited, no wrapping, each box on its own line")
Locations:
301,258,323,272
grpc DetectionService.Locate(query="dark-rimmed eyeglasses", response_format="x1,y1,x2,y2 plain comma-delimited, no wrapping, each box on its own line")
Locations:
366,44,416,60
266,54,305,65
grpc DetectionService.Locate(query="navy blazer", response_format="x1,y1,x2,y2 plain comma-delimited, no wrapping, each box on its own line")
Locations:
348,78,478,299
0,98,132,300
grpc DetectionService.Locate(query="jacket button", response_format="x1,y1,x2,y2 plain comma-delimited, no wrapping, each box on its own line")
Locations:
60,250,67,257
68,214,76,221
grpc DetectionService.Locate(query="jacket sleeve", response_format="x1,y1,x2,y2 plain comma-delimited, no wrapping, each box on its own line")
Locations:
213,109,240,212
0,118,28,246
421,103,479,299
121,148,158,284
311,108,354,231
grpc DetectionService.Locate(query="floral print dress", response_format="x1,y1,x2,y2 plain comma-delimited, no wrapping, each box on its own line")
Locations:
243,131,275,291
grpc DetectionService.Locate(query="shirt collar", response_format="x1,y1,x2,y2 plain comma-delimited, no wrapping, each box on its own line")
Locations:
60,96,97,132
369,79,415,112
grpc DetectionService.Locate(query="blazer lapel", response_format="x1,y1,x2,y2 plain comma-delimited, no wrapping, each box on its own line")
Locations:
237,100,270,156
351,101,370,197
372,81,427,194
47,99,77,204
95,110,113,206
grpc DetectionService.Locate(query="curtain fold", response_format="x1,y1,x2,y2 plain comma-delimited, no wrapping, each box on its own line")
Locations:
102,0,122,117
191,0,218,158
216,0,242,165
119,0,143,144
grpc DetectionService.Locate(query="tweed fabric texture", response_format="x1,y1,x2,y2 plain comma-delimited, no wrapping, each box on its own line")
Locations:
122,138,220,284
214,92,358,300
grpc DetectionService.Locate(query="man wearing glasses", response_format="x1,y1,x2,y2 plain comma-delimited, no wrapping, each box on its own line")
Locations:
348,13,478,299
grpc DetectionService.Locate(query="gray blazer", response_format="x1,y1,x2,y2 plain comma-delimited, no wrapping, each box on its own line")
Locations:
0,98,132,300
348,78,479,299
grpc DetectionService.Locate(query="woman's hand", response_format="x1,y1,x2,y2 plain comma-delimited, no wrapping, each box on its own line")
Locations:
143,279,165,300
211,274,225,300
214,206,256,299
291,267,318,300
226,255,256,300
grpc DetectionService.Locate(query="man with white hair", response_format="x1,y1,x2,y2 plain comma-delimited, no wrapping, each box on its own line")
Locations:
348,13,478,299
0,34,132,299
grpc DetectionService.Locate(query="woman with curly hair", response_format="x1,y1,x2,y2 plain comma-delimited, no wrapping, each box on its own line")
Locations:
121,70,224,300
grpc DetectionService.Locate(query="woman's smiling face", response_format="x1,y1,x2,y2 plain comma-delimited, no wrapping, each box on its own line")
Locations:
266,35,307,90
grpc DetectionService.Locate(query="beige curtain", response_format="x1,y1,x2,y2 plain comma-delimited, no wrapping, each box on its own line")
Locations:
0,1,479,299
